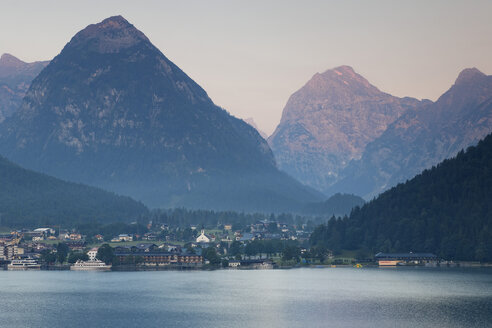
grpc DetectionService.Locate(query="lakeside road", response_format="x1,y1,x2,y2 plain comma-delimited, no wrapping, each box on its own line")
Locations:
1,267,491,328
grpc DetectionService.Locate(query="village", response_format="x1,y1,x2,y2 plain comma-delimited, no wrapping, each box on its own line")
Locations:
0,219,320,270
0,218,449,271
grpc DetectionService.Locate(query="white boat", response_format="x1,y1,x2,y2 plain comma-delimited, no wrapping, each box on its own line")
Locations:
7,258,41,270
70,259,112,271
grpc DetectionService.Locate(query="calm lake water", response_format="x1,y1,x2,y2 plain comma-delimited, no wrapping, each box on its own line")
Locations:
0,267,491,328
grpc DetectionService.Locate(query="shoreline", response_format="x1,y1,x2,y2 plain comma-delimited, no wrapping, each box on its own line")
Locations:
2,262,492,272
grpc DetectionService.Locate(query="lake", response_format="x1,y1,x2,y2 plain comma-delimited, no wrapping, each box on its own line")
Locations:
0,267,491,327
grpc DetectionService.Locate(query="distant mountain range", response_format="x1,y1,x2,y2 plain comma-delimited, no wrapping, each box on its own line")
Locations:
0,16,322,212
310,132,492,262
0,155,147,228
268,66,426,194
269,66,492,199
329,68,492,199
0,54,49,122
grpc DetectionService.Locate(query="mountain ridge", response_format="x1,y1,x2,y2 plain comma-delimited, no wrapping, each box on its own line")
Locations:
0,53,49,122
268,65,426,194
310,132,492,261
0,154,147,228
0,16,322,212
328,67,492,199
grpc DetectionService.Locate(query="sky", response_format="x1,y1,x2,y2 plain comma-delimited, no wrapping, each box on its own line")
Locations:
1,0,491,135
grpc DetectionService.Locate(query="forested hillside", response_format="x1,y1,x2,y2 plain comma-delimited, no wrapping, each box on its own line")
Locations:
303,193,365,216
310,133,492,261
0,155,147,227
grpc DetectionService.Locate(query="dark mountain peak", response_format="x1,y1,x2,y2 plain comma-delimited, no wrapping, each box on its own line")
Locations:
454,67,486,85
68,15,150,53
0,53,26,68
101,15,132,26
0,16,321,212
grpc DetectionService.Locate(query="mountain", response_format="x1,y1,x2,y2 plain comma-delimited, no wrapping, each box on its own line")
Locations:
268,66,426,194
303,193,365,217
310,133,492,261
0,155,147,228
329,68,492,199
244,117,268,139
0,54,49,122
0,16,322,212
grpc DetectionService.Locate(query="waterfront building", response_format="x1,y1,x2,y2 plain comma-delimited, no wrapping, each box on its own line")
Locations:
71,259,111,271
115,251,202,267
228,259,273,269
375,252,438,266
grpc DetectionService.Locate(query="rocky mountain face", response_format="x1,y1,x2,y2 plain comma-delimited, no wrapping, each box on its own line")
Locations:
0,54,49,122
0,16,321,212
328,68,492,199
268,66,425,194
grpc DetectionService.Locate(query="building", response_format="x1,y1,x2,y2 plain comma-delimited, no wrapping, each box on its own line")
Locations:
114,251,203,267
111,234,134,242
0,244,24,261
119,234,133,242
228,259,273,270
375,252,438,266
196,230,211,243
69,233,83,241
87,247,99,261
94,234,104,242
33,228,56,235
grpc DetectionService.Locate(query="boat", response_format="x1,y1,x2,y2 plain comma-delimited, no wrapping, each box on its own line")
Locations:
7,258,41,270
70,259,112,271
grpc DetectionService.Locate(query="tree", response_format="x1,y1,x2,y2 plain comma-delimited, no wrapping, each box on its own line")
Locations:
56,243,69,264
40,250,56,264
204,247,221,266
97,244,115,264
229,241,242,257
68,252,89,264
282,245,300,262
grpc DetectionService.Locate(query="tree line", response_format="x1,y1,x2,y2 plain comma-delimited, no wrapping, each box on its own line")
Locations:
310,133,492,262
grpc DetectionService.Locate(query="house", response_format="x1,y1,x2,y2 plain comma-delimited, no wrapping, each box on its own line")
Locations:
143,233,158,241
228,259,273,269
239,233,254,242
66,241,86,251
32,235,45,241
112,234,133,242
94,234,104,242
34,228,56,235
228,260,241,268
87,247,99,261
375,252,438,266
224,224,232,231
196,230,211,243
69,233,82,241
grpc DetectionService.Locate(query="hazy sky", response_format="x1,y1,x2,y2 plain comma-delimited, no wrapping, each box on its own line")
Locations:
1,0,491,135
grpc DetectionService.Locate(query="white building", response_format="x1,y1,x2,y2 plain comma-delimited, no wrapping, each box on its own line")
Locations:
196,230,210,243
87,247,99,261
112,234,133,242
